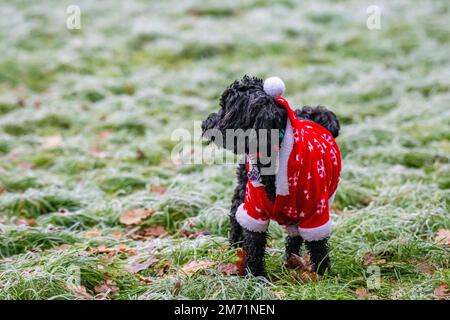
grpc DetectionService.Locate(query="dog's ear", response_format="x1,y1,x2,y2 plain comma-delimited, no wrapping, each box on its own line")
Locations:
296,106,340,138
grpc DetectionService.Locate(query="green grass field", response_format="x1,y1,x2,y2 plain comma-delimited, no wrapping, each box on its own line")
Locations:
0,0,448,299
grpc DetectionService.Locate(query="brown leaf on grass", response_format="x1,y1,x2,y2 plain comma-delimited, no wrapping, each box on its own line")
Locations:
127,257,159,273
42,135,63,149
287,254,317,282
172,280,182,296
236,248,247,276
109,230,123,239
119,208,155,225
68,285,94,300
179,229,209,239
84,228,102,239
362,252,387,266
150,185,167,195
156,264,170,277
90,244,137,256
355,287,368,299
94,279,119,297
89,143,110,158
14,218,37,227
286,254,314,272
137,275,153,284
181,260,215,276
416,261,435,275
435,229,450,246
96,130,112,140
0,185,6,195
131,226,168,240
53,244,70,251
362,252,375,266
218,263,239,276
435,283,449,300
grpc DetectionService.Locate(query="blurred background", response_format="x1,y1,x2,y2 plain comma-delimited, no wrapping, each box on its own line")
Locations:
0,0,448,300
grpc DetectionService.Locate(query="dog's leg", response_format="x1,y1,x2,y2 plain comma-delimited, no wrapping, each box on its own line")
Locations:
305,238,331,275
285,236,303,259
242,228,267,277
229,164,247,247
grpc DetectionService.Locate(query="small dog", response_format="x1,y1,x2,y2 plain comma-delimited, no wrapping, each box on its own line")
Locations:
202,75,341,276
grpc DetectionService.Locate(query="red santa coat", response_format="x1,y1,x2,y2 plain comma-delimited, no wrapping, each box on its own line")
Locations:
236,97,342,241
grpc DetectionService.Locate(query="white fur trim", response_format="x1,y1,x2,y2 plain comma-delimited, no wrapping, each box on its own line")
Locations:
298,219,332,241
284,224,300,237
275,119,294,196
263,77,285,98
235,204,269,233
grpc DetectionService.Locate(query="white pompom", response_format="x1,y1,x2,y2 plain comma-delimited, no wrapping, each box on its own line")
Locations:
263,76,285,98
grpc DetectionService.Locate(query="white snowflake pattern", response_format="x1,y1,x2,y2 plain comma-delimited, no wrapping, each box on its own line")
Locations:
317,159,325,178
330,147,338,166
316,198,327,214
288,172,299,187
299,211,306,218
303,189,310,200
307,172,312,180
293,129,300,143
283,206,298,218
308,141,314,152
322,133,333,144
314,138,325,154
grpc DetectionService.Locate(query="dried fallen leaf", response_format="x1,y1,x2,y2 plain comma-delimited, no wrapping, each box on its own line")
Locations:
137,275,153,284
84,228,102,239
355,287,368,299
96,130,112,140
236,248,246,276
179,229,208,239
172,280,182,295
286,254,314,272
151,185,167,195
127,257,159,273
156,264,170,277
362,252,375,266
435,283,449,300
42,135,63,149
89,144,110,158
181,260,215,276
109,230,123,239
119,208,155,225
131,226,168,240
94,279,119,297
90,244,136,256
14,218,37,227
68,285,94,300
218,263,239,276
416,261,435,275
0,185,6,195
435,229,450,246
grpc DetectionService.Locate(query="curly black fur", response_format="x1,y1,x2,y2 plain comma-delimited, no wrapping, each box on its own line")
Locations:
285,235,304,259
202,75,340,276
242,228,267,277
305,238,331,275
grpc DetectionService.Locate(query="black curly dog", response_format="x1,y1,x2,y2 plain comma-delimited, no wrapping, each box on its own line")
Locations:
201,75,340,276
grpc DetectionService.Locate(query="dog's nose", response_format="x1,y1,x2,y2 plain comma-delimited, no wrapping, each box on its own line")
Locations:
201,113,218,134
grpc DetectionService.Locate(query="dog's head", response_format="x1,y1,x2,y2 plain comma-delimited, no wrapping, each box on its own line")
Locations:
201,75,287,155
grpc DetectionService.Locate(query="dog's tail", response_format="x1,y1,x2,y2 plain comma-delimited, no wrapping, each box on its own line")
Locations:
295,106,340,138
